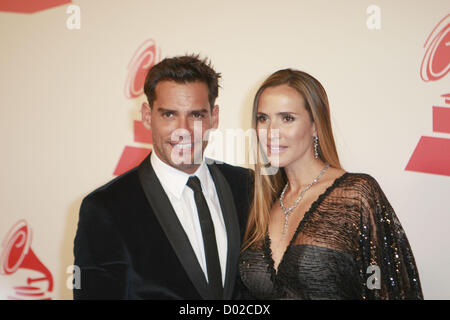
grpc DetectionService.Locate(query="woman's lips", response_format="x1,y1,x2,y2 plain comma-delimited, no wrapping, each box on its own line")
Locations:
267,144,287,154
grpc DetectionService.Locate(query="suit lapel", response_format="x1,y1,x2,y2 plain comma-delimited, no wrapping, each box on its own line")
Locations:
207,162,241,300
137,155,212,299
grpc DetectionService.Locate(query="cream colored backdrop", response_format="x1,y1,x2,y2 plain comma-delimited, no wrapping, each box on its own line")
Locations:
0,0,449,299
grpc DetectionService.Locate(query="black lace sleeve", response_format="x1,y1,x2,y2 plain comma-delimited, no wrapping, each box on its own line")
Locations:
357,175,423,299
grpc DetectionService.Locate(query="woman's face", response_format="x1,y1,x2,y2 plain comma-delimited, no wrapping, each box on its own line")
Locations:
256,84,316,169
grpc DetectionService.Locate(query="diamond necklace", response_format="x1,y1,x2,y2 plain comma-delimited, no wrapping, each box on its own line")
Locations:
279,162,330,237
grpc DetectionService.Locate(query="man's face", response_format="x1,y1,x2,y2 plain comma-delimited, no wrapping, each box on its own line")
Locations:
142,80,219,174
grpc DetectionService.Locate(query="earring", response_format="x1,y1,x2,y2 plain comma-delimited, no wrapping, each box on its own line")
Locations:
313,135,319,159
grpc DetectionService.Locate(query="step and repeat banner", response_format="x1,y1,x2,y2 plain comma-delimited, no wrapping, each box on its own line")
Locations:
0,0,449,300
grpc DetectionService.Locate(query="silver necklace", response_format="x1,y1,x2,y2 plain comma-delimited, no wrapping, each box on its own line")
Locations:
279,163,330,237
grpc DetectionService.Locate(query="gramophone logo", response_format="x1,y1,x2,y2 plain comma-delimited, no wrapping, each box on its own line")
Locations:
0,220,54,300
0,0,71,13
114,39,160,176
406,14,450,177
419,14,450,82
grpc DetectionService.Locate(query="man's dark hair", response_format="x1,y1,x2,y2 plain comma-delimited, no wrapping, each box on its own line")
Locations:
144,54,221,109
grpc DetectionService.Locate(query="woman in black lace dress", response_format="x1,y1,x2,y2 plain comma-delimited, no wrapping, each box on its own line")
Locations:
238,69,423,300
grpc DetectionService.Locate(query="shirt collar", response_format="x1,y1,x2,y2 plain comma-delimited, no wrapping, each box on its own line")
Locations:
150,151,211,199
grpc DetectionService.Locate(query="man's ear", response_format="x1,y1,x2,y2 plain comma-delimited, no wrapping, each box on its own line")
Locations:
141,102,152,130
211,105,219,129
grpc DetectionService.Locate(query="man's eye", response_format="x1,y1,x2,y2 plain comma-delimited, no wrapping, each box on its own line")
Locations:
192,112,205,119
162,112,174,118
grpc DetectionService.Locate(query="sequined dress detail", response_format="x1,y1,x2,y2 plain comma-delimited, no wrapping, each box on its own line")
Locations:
238,173,423,299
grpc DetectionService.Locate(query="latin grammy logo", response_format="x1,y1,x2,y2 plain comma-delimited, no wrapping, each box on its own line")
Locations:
406,14,450,177
114,39,159,176
0,0,71,14
0,220,54,300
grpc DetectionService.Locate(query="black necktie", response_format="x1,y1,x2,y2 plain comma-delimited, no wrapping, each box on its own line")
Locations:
186,176,223,299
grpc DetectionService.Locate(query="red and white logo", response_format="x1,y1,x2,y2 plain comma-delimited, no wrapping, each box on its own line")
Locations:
0,220,54,300
406,14,450,177
0,0,71,14
114,39,160,176
124,39,160,99
420,14,450,82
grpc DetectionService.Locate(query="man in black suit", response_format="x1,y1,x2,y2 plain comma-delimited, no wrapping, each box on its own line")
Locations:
73,55,252,299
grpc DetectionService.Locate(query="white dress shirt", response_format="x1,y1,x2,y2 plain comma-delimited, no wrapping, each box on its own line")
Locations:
150,152,227,285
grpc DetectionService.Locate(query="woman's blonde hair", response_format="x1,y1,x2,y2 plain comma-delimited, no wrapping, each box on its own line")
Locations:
242,69,342,252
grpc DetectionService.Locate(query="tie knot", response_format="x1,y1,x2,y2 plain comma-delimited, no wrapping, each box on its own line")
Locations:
186,176,203,193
